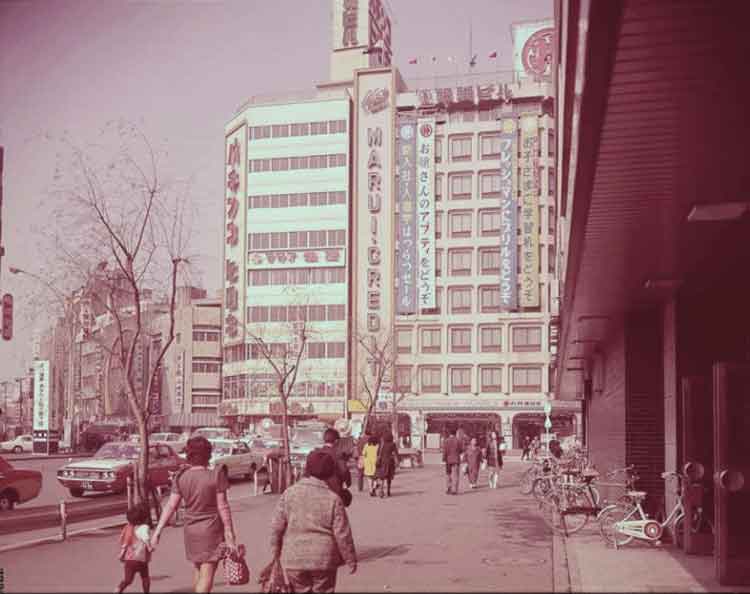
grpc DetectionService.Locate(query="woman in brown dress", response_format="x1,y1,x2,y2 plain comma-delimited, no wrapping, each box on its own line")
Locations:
151,436,237,593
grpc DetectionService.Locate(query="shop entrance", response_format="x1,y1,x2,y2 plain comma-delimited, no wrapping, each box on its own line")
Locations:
425,413,500,449
512,412,576,449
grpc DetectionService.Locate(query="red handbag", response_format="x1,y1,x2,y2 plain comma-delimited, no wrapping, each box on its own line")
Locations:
223,544,250,586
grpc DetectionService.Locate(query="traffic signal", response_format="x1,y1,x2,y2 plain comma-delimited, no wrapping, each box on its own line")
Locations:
1,293,12,340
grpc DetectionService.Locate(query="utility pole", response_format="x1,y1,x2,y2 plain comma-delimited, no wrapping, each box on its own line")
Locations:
0,146,5,290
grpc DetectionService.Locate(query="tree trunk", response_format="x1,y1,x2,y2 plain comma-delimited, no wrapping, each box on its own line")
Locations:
279,385,292,492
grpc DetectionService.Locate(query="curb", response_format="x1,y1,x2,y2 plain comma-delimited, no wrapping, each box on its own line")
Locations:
552,532,571,592
5,453,92,462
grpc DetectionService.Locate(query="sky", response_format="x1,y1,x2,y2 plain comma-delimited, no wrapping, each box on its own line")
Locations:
0,0,552,383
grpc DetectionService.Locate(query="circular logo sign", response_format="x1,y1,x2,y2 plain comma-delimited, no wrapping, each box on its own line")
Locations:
400,125,414,141
419,122,433,138
522,27,555,78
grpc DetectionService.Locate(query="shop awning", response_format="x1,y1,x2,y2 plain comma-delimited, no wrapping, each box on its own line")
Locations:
163,412,223,428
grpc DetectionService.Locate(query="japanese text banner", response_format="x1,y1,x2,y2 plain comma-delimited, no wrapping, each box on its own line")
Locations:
416,117,436,309
396,116,418,314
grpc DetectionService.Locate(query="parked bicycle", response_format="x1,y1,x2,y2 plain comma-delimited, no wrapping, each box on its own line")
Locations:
538,467,602,535
598,470,686,549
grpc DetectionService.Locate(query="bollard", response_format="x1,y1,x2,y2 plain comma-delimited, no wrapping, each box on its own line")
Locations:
59,500,67,541
126,475,133,510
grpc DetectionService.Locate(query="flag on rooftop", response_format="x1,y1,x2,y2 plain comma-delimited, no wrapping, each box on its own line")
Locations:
408,57,418,64
488,50,498,59
469,53,478,67
431,56,437,63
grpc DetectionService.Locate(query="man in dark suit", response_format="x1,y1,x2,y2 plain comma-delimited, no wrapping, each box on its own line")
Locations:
311,428,353,506
442,427,464,495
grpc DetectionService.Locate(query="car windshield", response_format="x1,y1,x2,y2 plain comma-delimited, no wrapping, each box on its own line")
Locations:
211,445,232,457
95,443,139,459
197,429,230,440
293,429,324,444
151,433,174,441
252,439,280,448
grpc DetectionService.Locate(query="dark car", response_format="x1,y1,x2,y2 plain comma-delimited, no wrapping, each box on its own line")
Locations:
0,455,43,511
56,441,181,497
80,424,135,452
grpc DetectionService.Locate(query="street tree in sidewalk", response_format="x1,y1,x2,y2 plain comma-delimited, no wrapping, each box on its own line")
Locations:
32,121,194,517
245,310,316,490
354,327,395,437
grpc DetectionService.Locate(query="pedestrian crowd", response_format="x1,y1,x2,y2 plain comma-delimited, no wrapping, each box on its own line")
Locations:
442,427,508,494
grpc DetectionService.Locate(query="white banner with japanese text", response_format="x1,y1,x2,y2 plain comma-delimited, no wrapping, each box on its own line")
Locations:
520,115,540,307
416,117,436,309
33,360,50,432
396,116,417,314
499,118,518,310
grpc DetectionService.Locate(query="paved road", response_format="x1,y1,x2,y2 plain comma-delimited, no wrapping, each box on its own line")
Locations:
0,459,558,592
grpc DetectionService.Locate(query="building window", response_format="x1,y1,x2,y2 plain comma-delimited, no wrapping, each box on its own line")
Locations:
308,305,326,321
449,326,472,353
450,366,471,393
449,173,472,200
395,366,413,392
435,211,443,239
479,325,502,352
480,171,501,199
326,342,345,358
450,136,472,161
449,211,472,238
480,366,502,392
420,327,441,353
396,327,412,354
420,366,442,393
478,108,493,121
479,248,500,275
326,304,345,320
448,249,472,276
435,248,443,277
420,287,442,315
512,326,542,352
479,286,502,313
480,134,501,159
435,174,443,201
193,331,220,342
310,121,328,135
308,343,326,358
512,367,542,392
192,361,221,373
449,286,472,314
479,209,501,236
435,136,443,163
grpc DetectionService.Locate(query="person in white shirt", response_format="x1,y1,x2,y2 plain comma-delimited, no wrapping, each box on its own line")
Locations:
117,504,153,593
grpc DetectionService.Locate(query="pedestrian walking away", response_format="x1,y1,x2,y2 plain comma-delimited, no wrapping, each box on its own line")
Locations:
362,435,380,496
442,427,463,495
485,431,503,489
151,436,238,593
375,431,399,497
268,450,357,593
464,437,483,489
521,435,531,461
310,428,353,506
354,431,370,493
116,503,154,594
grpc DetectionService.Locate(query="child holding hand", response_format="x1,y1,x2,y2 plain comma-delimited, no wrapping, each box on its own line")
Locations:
117,504,153,593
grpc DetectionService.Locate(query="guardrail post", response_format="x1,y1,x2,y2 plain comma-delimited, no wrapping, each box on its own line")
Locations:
59,500,67,541
126,475,133,510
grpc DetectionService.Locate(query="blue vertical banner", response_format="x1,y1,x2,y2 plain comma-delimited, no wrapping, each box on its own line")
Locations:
499,119,518,311
396,116,418,315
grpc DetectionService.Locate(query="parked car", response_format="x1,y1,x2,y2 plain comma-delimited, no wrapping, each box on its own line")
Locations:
79,424,134,452
0,455,42,511
208,439,264,481
289,426,325,468
192,427,233,441
0,434,33,454
56,441,182,498
150,432,187,454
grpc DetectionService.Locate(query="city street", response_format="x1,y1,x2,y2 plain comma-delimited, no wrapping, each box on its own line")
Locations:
0,459,558,593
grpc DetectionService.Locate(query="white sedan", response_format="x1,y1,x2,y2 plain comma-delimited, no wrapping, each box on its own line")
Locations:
0,434,33,454
209,439,264,481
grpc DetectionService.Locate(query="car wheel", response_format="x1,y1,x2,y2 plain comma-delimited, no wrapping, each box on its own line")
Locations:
12,446,22,454
69,488,84,498
0,491,16,511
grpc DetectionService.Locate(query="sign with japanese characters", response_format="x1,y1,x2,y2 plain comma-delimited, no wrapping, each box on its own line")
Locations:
33,360,50,432
331,0,392,66
174,350,184,411
224,124,247,345
396,116,417,315
416,83,513,109
247,248,345,268
499,119,518,311
519,114,540,307
416,117,436,309
512,20,555,81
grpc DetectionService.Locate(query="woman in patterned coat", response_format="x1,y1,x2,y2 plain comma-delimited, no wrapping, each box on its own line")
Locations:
269,450,357,593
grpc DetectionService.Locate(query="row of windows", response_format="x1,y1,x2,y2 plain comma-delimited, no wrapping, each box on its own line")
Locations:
409,285,546,316
433,208,555,240
433,246,557,277
248,229,346,250
250,153,346,173
247,267,346,286
437,129,554,163
192,331,220,342
192,393,221,406
248,304,346,323
192,362,221,373
395,325,542,354
249,120,347,140
223,375,346,400
433,170,555,201
249,191,347,209
395,365,543,393
222,341,345,362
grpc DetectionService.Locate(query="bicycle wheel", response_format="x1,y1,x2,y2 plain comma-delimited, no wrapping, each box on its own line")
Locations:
586,484,601,507
520,468,536,495
532,476,553,501
598,503,636,547
539,492,566,534
560,489,591,535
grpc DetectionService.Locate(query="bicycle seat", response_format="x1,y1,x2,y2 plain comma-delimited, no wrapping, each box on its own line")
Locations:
627,490,647,500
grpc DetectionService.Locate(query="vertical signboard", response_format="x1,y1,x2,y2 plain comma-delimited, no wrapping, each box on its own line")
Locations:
353,68,394,408
512,20,555,82
331,0,392,66
499,119,518,310
416,117,436,309
520,115,540,307
396,116,417,315
224,125,247,347
33,360,50,432
174,350,184,413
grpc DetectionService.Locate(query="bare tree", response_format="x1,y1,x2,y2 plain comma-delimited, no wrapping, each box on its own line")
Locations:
245,314,314,489
355,327,395,436
31,121,194,516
